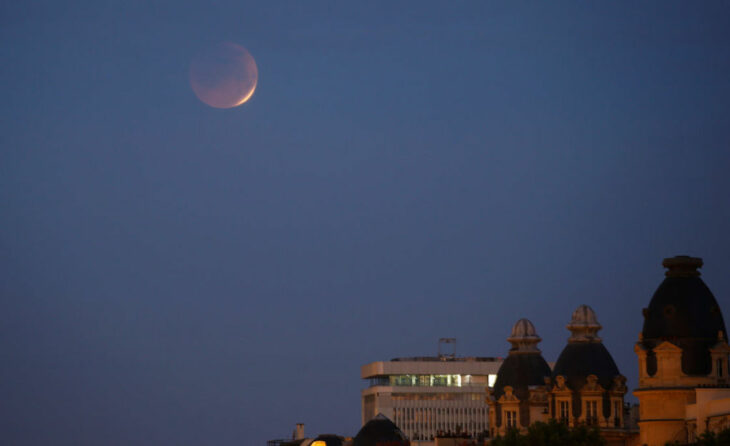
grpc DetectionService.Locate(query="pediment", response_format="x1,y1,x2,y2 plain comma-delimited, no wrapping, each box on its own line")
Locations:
550,375,570,393
498,385,520,403
580,374,604,392
653,340,682,352
710,341,730,353
609,375,627,393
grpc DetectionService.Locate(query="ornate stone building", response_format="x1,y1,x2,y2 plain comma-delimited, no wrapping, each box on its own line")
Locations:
487,319,552,437
548,305,633,445
487,310,635,445
634,256,730,445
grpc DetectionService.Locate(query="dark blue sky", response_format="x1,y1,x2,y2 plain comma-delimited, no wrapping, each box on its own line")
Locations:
2,2,730,445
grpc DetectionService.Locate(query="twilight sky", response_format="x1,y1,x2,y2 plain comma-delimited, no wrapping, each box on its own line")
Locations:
2,2,730,445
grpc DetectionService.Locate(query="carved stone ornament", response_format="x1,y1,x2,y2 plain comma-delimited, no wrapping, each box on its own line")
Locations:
611,375,627,392
499,385,520,402
583,374,600,391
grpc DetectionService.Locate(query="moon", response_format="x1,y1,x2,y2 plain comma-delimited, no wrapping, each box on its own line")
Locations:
189,42,258,109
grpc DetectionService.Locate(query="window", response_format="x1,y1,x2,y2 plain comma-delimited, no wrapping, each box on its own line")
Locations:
718,358,724,377
559,401,569,423
488,374,497,387
614,401,621,427
387,374,466,387
505,410,517,428
585,400,597,425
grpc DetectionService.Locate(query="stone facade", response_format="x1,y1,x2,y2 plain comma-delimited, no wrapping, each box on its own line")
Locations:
485,255,730,446
487,319,551,437
487,313,635,445
633,256,730,446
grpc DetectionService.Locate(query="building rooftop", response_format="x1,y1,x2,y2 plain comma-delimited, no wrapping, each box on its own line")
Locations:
390,356,502,362
362,357,503,381
641,255,727,376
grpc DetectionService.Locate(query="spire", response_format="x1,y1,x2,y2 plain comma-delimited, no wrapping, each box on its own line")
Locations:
567,305,602,343
507,318,542,353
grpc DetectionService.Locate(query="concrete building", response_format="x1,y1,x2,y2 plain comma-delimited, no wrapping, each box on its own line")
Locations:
354,255,730,446
361,355,502,442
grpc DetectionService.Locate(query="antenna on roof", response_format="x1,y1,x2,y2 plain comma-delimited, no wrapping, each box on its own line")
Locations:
438,338,456,359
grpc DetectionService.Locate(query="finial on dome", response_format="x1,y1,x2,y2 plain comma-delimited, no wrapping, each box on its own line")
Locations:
567,305,602,343
663,255,702,277
507,318,542,353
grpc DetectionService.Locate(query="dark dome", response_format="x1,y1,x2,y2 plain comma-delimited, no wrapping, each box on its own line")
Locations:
641,256,727,375
552,342,620,391
353,414,409,446
492,353,552,400
552,305,620,390
493,319,551,401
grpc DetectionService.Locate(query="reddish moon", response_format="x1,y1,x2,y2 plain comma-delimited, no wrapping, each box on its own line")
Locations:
189,42,258,109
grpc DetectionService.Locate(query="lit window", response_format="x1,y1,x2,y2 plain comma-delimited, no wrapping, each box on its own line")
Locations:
505,410,517,428
586,400,597,425
559,401,569,423
488,374,497,387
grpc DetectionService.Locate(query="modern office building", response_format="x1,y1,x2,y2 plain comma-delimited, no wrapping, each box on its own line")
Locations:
361,354,502,443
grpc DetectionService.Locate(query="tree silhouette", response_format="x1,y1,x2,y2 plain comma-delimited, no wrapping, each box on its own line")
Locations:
489,420,606,446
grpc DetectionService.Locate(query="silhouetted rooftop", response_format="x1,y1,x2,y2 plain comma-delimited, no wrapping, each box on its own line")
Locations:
390,356,501,362
353,414,409,446
641,256,727,376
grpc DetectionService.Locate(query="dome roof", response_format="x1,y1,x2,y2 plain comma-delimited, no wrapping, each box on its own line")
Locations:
353,414,409,446
492,354,552,400
507,318,542,353
641,256,727,375
553,306,620,390
566,305,602,342
510,318,538,338
493,319,551,400
552,342,620,391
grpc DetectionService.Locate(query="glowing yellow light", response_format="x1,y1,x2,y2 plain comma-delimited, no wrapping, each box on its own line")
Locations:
311,441,327,446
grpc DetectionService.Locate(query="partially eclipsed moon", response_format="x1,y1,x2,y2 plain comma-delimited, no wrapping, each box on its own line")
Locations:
190,42,258,109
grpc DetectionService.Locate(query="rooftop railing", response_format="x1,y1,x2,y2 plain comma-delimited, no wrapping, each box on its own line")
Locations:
367,377,489,388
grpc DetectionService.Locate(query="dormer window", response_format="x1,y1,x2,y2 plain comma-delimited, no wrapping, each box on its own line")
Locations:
559,400,569,423
585,400,598,425
505,410,517,428
718,358,724,377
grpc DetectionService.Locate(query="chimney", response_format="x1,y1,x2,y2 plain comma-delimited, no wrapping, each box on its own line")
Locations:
295,423,305,440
